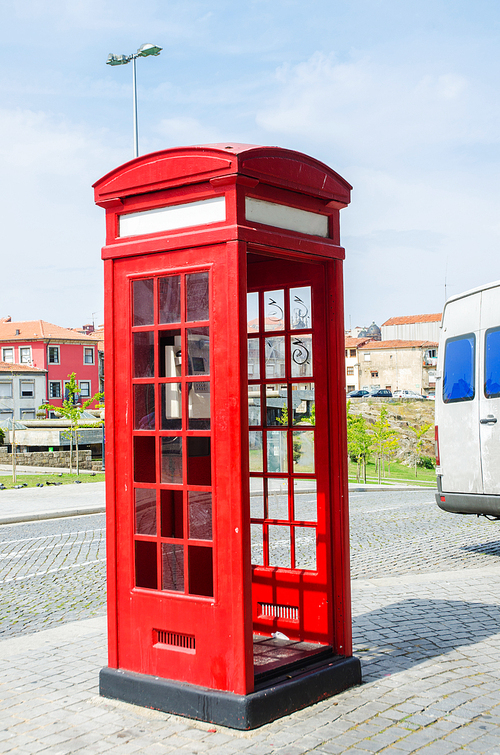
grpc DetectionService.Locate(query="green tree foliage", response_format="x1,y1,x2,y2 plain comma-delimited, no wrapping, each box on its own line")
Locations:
409,422,433,477
369,405,399,484
346,401,372,483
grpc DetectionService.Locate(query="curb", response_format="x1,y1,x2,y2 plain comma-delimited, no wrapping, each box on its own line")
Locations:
0,505,106,526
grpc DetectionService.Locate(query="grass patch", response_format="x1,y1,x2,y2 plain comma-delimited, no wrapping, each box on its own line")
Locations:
348,459,436,486
0,472,105,490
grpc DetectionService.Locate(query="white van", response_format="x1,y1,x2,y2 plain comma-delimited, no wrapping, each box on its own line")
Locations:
436,280,500,518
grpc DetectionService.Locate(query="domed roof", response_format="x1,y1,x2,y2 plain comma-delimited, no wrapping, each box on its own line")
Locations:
359,322,381,340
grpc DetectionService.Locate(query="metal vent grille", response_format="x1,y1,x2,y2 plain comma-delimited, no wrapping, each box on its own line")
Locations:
153,629,196,651
258,603,299,621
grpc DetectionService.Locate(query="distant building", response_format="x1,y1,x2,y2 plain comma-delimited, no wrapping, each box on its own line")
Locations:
381,313,441,343
357,340,438,396
357,322,381,341
345,337,371,392
0,363,47,422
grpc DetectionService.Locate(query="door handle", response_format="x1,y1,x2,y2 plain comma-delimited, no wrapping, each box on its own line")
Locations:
480,415,498,424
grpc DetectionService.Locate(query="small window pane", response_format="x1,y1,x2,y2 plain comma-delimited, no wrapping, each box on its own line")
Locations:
290,287,311,330
294,527,316,570
249,431,263,472
266,384,287,426
251,524,264,565
161,383,182,430
159,275,181,324
485,329,500,398
249,385,261,426
134,436,156,483
133,278,154,326
291,336,313,378
135,489,156,535
161,543,184,592
248,338,260,380
267,478,288,520
265,336,285,379
188,491,212,540
292,383,315,425
161,437,182,484
0,383,12,398
247,292,259,333
187,437,211,486
292,431,314,474
160,489,183,538
268,525,291,568
188,545,213,596
264,290,285,331
294,479,317,522
188,382,210,429
188,327,209,375
443,335,475,403
133,332,155,378
134,384,155,430
135,541,157,589
250,477,264,519
159,330,181,378
186,272,209,322
267,430,287,473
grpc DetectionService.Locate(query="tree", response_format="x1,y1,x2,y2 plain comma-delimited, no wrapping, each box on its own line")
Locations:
347,401,371,483
409,422,433,478
42,373,103,474
369,405,399,484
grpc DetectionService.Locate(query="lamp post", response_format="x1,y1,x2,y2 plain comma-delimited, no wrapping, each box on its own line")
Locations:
106,43,162,159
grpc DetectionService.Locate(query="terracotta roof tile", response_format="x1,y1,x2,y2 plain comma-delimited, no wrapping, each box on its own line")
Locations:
358,339,438,350
0,361,46,373
381,313,442,326
345,337,371,348
0,320,100,343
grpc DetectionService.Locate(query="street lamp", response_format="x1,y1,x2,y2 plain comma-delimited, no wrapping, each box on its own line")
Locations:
106,43,162,158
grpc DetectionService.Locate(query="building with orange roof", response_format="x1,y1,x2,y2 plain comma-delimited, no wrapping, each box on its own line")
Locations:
357,339,438,396
381,313,441,342
0,362,47,423
344,337,371,392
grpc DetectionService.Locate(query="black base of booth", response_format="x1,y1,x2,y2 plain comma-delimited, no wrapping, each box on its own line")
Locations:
99,654,362,730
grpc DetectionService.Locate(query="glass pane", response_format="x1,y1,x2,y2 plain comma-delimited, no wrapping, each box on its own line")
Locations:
264,289,285,331
248,338,260,380
133,278,154,326
135,541,157,589
159,330,182,378
187,437,211,486
292,383,315,425
161,383,182,430
290,287,312,330
251,523,264,565
134,489,156,535
291,336,313,378
267,478,288,520
160,437,182,484
249,431,263,472
161,543,184,592
160,489,183,538
485,329,500,398
247,291,259,333
267,430,287,473
188,545,213,596
188,327,210,375
188,382,210,430
134,384,155,430
133,332,155,378
292,431,314,473
186,272,209,322
443,335,475,403
188,491,212,540
265,336,285,379
268,525,291,568
159,275,181,324
294,479,317,522
294,527,317,570
250,477,264,519
266,384,288,426
248,384,261,426
134,436,156,483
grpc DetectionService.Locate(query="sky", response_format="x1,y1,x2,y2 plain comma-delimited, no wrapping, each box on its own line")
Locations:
2,0,500,330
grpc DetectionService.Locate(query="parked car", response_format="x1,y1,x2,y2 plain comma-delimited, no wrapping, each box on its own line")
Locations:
369,389,392,397
393,390,426,399
347,389,370,398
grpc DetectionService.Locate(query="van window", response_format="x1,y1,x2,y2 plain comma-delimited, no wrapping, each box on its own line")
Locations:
485,328,500,398
443,334,475,403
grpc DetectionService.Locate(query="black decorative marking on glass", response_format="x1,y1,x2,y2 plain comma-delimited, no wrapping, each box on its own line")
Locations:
267,298,284,325
292,296,310,329
292,339,310,366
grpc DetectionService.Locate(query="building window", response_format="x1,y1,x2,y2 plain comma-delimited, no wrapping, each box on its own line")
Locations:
21,409,35,420
363,353,371,362
427,349,437,359
19,347,31,364
350,349,356,358
347,385,355,392
0,382,12,398
2,348,13,363
345,349,348,357
48,346,60,364
371,371,379,378
84,347,95,365
19,380,34,398
79,381,91,398
346,366,354,376
49,381,61,399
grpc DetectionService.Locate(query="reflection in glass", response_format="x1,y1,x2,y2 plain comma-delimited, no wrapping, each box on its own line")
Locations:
266,384,288,426
249,431,263,472
160,489,183,538
161,383,182,430
187,437,211,486
250,477,264,519
186,272,209,322
293,479,317,522
133,278,154,326
135,540,157,589
160,437,182,484
134,436,156,483
188,327,210,375
188,491,212,540
251,524,264,565
134,384,155,430
159,330,182,378
290,287,312,330
267,430,287,473
248,338,260,380
292,431,314,474
267,478,288,520
294,527,316,570
264,289,285,331
265,336,285,379
291,383,315,425
247,291,259,333
134,489,156,535
291,336,313,378
268,525,291,568
248,385,261,426
188,382,210,429
159,275,181,324
162,543,184,592
133,332,154,378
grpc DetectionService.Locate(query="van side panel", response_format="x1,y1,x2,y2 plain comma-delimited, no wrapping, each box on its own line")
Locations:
478,286,500,495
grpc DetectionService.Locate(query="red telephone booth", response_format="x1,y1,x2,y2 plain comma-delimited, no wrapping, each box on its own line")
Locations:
94,144,360,729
